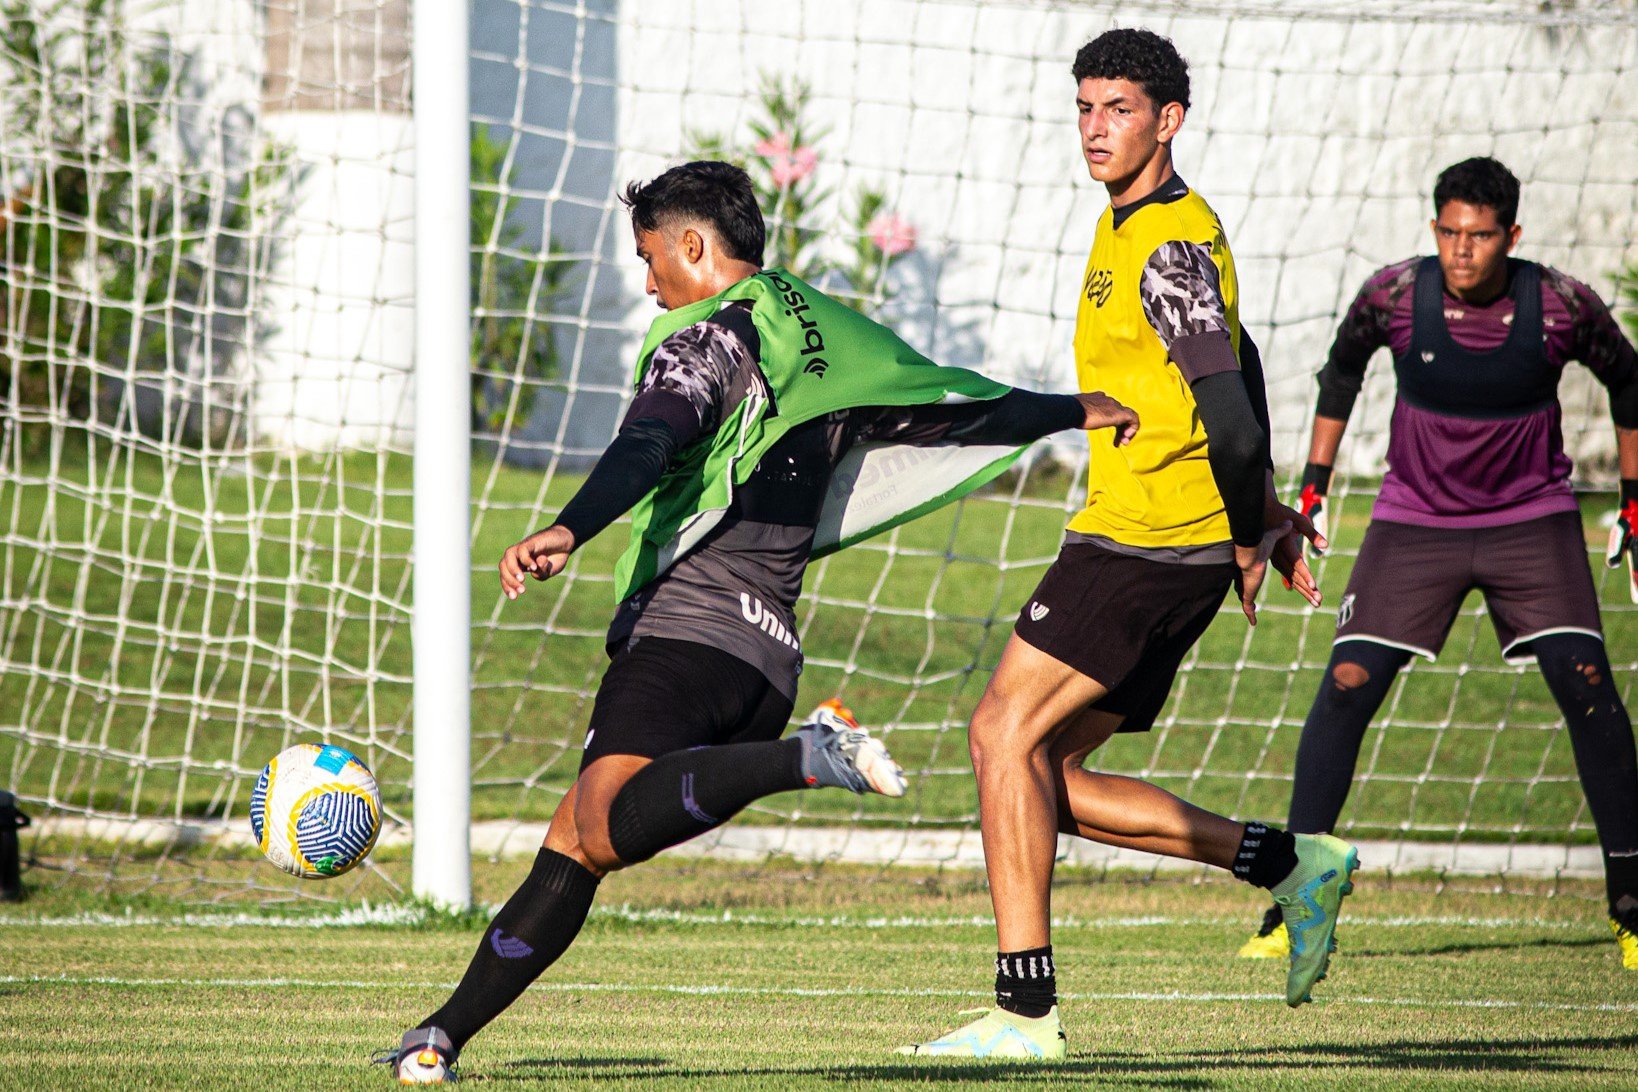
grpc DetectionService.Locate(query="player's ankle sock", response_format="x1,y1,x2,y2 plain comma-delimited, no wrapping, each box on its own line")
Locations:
1232,821,1298,889
420,848,599,1053
994,946,1056,1018
606,738,807,864
1606,860,1638,922
1612,891,1638,929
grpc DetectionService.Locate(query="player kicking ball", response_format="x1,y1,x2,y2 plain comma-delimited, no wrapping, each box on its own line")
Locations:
1237,156,1638,971
379,160,1142,1082
905,29,1357,1062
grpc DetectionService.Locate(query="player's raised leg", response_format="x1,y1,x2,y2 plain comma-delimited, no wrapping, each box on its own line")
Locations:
382,648,905,1082
1036,691,1360,1009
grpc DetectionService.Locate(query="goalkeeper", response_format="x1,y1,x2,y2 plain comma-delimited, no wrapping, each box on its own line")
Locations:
1237,156,1638,970
380,159,1141,1083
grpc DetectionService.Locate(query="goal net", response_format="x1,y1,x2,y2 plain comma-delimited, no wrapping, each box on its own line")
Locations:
3,0,1636,906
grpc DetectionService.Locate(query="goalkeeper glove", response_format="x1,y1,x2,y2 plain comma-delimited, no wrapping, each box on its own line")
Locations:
1606,479,1638,604
1296,462,1332,557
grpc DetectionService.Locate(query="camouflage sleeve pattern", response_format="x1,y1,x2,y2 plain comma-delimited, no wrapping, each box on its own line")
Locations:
1542,265,1638,386
632,318,760,436
1332,258,1417,356
1138,240,1228,349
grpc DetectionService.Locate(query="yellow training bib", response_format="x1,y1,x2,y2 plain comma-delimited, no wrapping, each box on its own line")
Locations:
1068,188,1240,548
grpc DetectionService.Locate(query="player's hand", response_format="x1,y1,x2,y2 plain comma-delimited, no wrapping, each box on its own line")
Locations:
1267,499,1324,608
1234,524,1287,627
1075,391,1139,447
499,524,575,600
1606,484,1638,604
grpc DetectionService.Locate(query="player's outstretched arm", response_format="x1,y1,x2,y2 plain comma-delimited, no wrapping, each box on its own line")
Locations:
865,387,1135,449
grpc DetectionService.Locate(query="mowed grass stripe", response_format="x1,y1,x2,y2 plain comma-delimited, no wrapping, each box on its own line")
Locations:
11,973,1638,1015
0,908,1609,930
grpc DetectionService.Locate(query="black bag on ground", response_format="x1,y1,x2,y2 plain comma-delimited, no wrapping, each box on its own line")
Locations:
0,790,31,902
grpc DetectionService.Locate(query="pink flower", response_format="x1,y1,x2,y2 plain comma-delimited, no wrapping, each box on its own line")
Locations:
754,130,817,188
868,212,917,257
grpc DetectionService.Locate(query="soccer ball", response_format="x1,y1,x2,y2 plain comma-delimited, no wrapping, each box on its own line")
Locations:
249,743,381,878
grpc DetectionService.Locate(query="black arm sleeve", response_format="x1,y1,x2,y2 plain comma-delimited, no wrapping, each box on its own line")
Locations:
858,389,1084,446
1613,377,1638,431
939,390,1085,445
552,417,680,547
1191,371,1270,548
1314,338,1372,421
1239,330,1275,472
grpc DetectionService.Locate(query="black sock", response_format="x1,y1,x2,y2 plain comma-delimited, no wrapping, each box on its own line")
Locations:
606,738,808,864
1233,821,1299,889
1287,642,1411,835
995,946,1056,1019
1533,633,1638,916
420,848,600,1054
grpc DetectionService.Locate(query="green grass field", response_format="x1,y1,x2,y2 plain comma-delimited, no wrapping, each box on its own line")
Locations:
6,447,1638,1088
3,861,1636,1090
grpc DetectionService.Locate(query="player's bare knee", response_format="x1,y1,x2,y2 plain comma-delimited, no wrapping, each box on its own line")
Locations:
1331,661,1370,693
569,802,625,874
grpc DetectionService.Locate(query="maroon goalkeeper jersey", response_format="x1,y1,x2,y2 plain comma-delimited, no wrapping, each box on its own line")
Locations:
1318,256,1638,528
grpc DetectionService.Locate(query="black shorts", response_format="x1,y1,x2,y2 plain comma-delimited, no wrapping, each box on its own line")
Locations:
580,637,795,770
1334,512,1603,664
1014,541,1235,733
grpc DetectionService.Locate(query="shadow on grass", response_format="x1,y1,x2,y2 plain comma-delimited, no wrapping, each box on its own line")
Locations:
1351,934,1611,959
487,1033,1638,1083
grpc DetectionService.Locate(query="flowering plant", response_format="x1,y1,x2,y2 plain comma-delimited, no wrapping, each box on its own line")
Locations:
686,76,916,317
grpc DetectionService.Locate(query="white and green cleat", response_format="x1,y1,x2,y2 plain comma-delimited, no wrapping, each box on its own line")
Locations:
1272,833,1360,1007
899,1007,1067,1061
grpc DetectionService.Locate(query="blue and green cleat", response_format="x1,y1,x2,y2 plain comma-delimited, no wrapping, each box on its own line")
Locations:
1271,833,1359,1007
899,1007,1066,1061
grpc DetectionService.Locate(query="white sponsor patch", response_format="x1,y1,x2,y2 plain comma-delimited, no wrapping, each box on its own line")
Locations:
1338,592,1356,628
1028,601,1050,622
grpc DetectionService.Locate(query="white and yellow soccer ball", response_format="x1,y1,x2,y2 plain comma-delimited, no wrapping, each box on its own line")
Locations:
249,743,381,878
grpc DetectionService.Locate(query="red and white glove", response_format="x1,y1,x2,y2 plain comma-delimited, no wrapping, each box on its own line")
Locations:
1296,462,1331,558
1606,482,1638,604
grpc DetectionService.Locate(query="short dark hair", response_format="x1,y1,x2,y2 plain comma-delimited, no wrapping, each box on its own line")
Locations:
620,160,765,266
1071,28,1190,111
1432,157,1521,227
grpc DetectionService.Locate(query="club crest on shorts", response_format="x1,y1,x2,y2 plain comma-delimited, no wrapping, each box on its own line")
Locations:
1028,601,1050,622
1338,593,1355,628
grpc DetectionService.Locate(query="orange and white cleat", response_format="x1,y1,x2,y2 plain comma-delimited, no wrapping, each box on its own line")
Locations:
375,1026,458,1084
794,699,907,797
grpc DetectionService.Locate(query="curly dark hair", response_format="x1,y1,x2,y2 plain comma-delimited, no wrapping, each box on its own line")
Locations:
1432,157,1521,227
1071,28,1190,111
621,160,766,266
